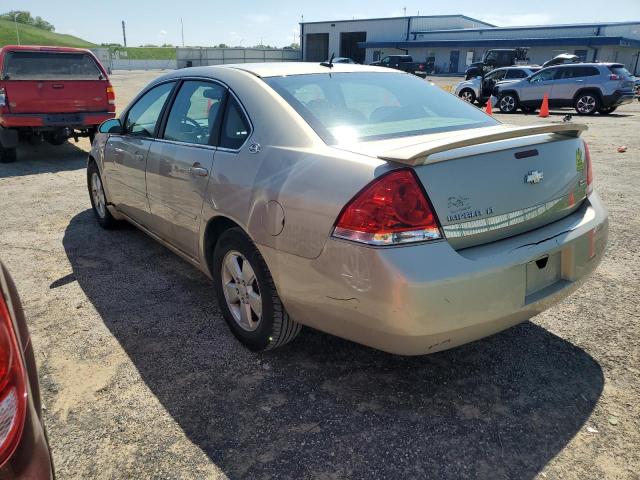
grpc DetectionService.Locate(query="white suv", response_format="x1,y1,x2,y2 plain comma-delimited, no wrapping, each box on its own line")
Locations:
454,66,539,104
494,63,635,115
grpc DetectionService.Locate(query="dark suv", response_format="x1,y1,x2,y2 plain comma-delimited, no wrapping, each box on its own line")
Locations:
494,63,635,114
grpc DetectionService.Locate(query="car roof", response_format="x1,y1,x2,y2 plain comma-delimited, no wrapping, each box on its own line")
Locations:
182,62,398,78
0,45,93,54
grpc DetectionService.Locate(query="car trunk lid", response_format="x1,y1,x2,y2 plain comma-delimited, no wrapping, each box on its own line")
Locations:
337,124,589,249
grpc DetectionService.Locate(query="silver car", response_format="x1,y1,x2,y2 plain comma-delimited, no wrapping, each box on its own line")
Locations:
88,63,608,355
454,66,539,104
495,63,635,114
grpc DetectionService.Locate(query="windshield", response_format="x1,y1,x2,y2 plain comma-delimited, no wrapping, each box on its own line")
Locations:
264,72,497,144
3,51,103,80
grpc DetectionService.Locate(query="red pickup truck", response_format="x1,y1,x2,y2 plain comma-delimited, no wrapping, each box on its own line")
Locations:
0,45,116,163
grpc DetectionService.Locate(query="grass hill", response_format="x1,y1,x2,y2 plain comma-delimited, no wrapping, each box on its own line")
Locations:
0,19,95,47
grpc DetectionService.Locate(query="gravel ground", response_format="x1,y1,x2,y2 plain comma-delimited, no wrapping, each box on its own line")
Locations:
0,71,638,479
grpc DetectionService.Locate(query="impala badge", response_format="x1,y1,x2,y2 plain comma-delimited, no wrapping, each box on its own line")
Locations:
526,170,544,184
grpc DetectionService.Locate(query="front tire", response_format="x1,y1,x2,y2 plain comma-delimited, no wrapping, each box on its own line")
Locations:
498,93,519,113
459,88,476,104
87,161,120,229
213,228,301,352
574,92,600,115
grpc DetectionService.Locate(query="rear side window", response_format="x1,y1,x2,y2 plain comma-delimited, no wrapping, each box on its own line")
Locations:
609,65,631,77
219,97,251,149
125,82,174,137
2,51,103,80
163,80,226,145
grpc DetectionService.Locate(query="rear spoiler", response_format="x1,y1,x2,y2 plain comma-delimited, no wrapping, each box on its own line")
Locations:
378,123,588,166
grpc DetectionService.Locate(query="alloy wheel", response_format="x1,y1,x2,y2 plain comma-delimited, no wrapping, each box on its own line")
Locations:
91,172,106,219
221,250,262,331
577,95,596,114
500,95,516,112
460,90,475,103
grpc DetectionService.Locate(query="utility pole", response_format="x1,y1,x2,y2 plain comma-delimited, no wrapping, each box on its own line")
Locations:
403,6,407,16
180,18,185,47
14,14,20,45
121,20,127,47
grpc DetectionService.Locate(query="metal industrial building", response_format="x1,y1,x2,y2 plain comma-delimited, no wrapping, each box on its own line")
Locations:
301,15,640,75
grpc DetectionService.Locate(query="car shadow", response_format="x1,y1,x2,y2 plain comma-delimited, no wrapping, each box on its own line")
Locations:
0,140,88,179
62,210,604,479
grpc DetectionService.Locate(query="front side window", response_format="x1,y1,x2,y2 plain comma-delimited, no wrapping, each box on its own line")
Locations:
265,72,497,144
505,69,527,79
163,80,226,145
125,82,174,137
3,51,103,80
219,97,251,149
530,68,557,83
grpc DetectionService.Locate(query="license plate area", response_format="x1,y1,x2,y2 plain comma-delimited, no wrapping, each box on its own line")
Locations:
525,252,561,297
45,114,82,125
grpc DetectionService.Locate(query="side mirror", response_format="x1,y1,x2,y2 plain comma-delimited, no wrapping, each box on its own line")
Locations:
99,118,123,134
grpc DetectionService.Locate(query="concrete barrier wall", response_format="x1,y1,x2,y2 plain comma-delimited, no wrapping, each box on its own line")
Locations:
111,59,178,70
177,48,301,68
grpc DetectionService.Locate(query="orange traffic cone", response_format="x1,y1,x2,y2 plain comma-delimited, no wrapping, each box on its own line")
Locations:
539,94,550,118
485,99,492,115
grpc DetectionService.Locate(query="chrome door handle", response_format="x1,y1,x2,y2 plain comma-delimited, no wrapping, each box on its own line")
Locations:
189,164,209,177
576,79,584,82
114,147,124,154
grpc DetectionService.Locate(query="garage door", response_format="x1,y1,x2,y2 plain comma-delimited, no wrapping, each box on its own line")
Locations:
340,32,366,64
306,33,329,62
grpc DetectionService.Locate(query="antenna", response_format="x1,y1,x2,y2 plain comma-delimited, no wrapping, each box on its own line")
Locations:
320,53,335,68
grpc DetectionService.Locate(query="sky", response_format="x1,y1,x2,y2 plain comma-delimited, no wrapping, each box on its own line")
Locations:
6,0,640,48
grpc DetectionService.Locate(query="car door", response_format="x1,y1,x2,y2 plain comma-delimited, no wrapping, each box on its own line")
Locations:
206,94,255,232
550,66,579,105
519,67,558,104
145,79,227,259
103,81,175,223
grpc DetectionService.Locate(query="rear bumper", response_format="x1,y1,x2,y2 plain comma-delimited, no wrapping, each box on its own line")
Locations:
602,90,635,107
0,111,114,129
262,192,608,355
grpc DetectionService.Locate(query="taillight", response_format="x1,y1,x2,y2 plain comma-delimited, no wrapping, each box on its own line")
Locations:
609,74,620,81
106,84,116,112
584,141,593,194
332,169,442,246
0,293,26,468
0,87,8,113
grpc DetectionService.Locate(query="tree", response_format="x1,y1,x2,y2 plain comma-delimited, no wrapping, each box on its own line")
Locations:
288,42,300,50
0,11,55,31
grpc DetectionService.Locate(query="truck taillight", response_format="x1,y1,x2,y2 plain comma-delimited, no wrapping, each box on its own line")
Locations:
584,141,593,195
0,293,27,468
332,169,442,246
106,85,116,112
0,87,7,113
609,74,620,81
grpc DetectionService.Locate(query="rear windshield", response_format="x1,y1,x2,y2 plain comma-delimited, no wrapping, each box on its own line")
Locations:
265,72,497,144
609,65,631,77
3,51,103,80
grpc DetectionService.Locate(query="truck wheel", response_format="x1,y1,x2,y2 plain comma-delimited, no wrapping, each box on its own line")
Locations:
0,145,17,163
498,93,519,113
87,161,120,229
459,89,476,104
213,227,301,352
574,93,599,115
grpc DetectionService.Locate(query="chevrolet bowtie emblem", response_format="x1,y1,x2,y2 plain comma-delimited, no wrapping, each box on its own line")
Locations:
525,170,544,184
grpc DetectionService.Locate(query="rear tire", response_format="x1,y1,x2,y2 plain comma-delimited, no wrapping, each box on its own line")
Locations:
213,227,301,352
498,93,519,113
459,88,476,104
87,161,120,229
574,92,600,115
0,145,17,163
